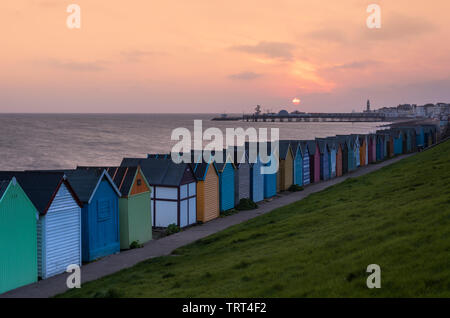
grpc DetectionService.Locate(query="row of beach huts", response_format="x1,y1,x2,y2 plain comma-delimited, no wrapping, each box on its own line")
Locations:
0,124,439,294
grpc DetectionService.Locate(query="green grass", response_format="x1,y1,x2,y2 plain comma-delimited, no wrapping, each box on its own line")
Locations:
59,141,450,298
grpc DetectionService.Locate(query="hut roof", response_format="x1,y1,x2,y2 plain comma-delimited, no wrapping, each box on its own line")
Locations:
122,158,196,186
60,169,121,204
212,150,236,172
147,154,170,159
192,162,208,180
335,136,349,149
324,137,338,150
298,141,310,156
283,140,303,158
77,166,144,197
0,171,82,214
279,140,292,160
316,139,329,154
306,140,318,155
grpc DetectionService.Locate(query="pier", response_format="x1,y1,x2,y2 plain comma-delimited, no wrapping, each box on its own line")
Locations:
213,112,388,122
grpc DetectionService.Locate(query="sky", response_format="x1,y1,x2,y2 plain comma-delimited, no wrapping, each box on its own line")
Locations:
1,0,449,113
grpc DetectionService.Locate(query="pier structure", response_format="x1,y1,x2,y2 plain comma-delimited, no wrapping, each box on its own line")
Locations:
213,112,387,122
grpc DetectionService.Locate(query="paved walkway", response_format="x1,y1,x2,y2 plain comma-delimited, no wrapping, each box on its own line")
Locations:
1,154,413,298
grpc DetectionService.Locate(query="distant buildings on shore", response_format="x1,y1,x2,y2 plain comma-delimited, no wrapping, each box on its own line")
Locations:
365,101,450,121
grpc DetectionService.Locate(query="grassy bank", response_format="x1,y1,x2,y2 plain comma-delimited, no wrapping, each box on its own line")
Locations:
60,141,450,298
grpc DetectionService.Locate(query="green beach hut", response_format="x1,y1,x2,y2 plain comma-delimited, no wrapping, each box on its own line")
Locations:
0,177,38,294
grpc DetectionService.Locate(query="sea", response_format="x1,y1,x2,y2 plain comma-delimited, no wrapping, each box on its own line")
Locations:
0,113,388,171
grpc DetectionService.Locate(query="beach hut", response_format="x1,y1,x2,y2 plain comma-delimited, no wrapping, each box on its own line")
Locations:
122,158,197,227
258,143,278,198
416,126,425,148
192,160,220,223
400,128,417,153
371,134,377,162
0,177,38,294
423,125,437,147
337,135,354,172
278,141,294,191
307,141,320,183
387,133,394,157
411,128,418,152
359,135,367,166
212,152,236,212
336,138,348,175
288,141,303,186
352,135,361,168
345,137,356,172
231,147,251,203
404,130,409,153
61,169,121,262
392,130,403,155
367,135,375,163
325,139,337,179
245,143,265,202
336,141,343,177
317,139,330,181
299,141,310,185
0,171,82,279
376,134,384,161
78,166,152,250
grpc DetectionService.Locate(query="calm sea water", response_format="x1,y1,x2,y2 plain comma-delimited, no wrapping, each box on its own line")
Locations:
0,113,387,171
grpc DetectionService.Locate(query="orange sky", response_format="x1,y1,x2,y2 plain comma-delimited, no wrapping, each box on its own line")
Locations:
1,0,449,113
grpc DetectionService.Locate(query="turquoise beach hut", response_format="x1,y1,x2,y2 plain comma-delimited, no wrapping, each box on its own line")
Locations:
0,177,38,294
258,143,277,198
0,171,83,279
289,140,303,186
214,152,236,211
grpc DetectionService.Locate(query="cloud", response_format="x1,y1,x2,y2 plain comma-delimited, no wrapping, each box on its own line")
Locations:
44,59,107,72
228,72,263,80
328,60,381,70
120,50,165,62
306,28,349,44
230,41,296,61
362,13,436,41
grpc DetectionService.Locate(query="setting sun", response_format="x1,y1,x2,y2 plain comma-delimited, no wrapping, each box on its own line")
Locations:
292,98,301,105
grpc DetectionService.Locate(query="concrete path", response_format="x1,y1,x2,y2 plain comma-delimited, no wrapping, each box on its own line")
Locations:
1,154,413,298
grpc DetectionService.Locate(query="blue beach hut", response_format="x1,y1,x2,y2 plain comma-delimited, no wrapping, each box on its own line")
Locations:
63,169,121,262
317,139,330,181
392,130,403,155
245,143,265,203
